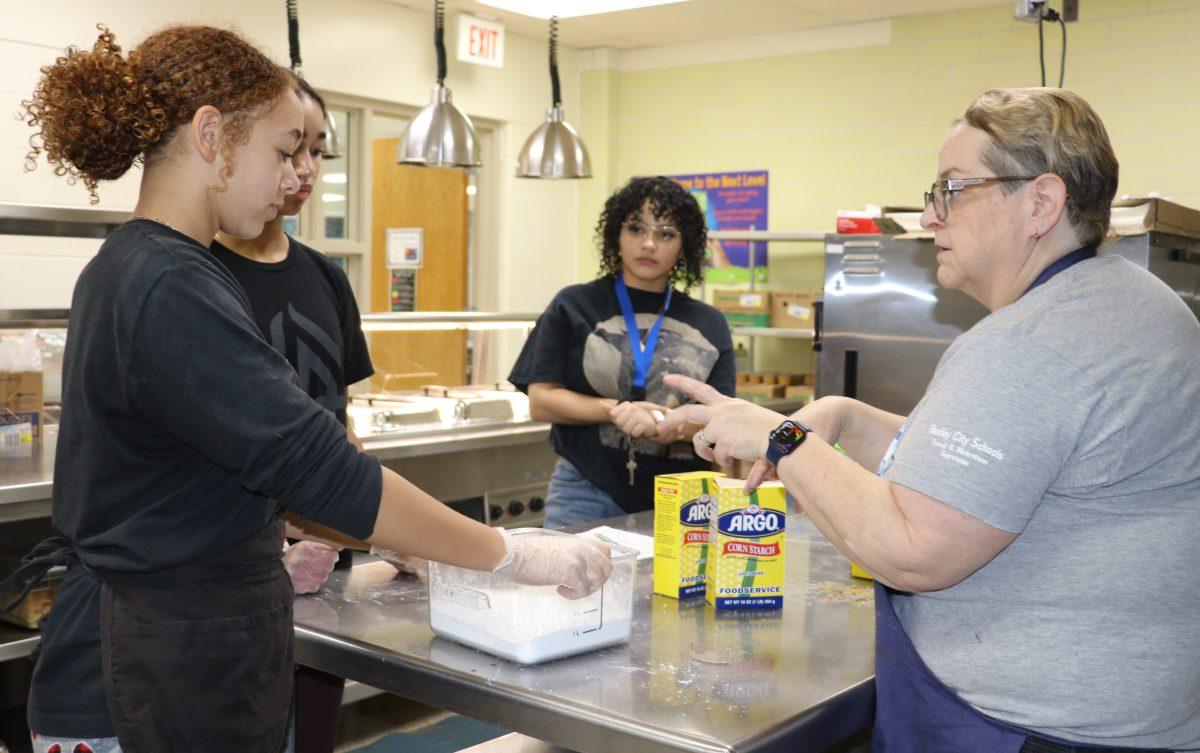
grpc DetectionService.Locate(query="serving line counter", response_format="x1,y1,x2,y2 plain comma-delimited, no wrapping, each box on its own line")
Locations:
293,512,876,753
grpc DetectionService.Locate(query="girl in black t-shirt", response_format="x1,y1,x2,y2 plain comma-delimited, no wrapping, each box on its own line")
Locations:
4,24,611,753
510,177,735,526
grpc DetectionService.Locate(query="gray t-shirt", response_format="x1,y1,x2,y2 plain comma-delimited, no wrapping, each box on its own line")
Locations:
880,255,1200,749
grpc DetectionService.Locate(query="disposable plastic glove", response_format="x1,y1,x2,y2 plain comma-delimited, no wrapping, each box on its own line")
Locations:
283,541,340,595
369,546,428,579
492,528,613,600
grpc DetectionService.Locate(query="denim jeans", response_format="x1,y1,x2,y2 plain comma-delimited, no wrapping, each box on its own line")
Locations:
32,734,123,752
542,458,629,530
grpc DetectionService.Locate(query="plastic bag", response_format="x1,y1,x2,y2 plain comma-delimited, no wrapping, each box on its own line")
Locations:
0,331,43,372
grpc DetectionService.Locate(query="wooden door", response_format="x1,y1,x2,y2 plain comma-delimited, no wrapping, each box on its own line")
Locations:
369,139,469,391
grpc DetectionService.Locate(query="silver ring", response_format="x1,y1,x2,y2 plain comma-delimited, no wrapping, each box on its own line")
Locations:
697,429,717,449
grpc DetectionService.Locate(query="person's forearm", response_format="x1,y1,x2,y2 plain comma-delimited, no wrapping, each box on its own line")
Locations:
286,513,369,550
775,440,921,590
797,396,906,472
528,382,616,425
366,467,507,571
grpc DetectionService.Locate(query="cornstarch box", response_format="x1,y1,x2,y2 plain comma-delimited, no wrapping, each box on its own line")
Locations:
653,471,724,599
708,478,786,610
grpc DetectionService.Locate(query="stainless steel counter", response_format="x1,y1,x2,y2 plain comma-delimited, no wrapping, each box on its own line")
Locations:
0,429,56,520
294,512,876,753
0,421,551,513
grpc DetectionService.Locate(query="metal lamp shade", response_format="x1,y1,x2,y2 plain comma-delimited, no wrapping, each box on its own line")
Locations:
516,106,592,179
397,84,481,168
322,107,344,159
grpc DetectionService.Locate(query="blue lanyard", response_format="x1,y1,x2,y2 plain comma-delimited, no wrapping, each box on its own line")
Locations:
1022,246,1097,297
614,276,673,399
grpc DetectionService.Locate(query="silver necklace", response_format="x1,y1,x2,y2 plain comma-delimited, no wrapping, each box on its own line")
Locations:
132,214,180,233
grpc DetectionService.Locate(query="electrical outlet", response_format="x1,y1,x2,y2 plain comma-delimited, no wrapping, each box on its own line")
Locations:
1062,0,1079,22
1014,0,1046,22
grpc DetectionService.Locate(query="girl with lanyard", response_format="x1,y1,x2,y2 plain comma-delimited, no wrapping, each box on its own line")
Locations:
3,24,611,753
509,177,736,528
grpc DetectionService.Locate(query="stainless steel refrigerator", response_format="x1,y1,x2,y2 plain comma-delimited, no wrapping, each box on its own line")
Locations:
814,230,1200,415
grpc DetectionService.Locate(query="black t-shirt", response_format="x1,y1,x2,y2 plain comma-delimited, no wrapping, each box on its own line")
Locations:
208,237,374,424
508,277,735,513
29,220,382,737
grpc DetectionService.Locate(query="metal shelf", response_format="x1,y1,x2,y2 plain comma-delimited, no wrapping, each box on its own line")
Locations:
708,230,826,242
731,327,814,339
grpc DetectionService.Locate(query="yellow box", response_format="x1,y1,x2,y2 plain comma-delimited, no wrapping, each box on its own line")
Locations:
653,471,724,599
707,478,786,610
850,562,874,581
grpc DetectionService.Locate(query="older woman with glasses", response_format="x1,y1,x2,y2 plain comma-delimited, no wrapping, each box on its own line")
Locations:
661,88,1200,753
509,176,735,529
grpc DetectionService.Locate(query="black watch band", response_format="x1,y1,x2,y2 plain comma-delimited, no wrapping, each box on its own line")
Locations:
765,419,812,467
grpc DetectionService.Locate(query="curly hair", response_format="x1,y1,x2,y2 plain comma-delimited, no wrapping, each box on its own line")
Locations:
596,176,708,291
21,24,293,203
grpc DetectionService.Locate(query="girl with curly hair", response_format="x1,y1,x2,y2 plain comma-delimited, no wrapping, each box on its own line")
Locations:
4,24,610,753
509,176,735,528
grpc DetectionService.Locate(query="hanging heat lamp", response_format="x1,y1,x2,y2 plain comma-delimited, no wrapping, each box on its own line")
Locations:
397,0,482,167
286,0,342,159
516,16,591,179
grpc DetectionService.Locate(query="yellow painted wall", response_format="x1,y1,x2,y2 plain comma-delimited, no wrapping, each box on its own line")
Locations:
577,0,1200,374
581,0,1200,278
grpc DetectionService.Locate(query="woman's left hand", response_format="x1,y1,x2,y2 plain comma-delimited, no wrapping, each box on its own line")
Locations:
658,374,786,468
609,401,668,440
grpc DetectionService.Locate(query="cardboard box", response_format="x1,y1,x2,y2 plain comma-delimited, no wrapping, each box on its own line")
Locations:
722,312,771,329
1109,197,1200,240
0,371,43,438
713,290,771,314
707,478,787,610
653,471,724,599
770,291,819,329
783,385,813,402
737,383,784,400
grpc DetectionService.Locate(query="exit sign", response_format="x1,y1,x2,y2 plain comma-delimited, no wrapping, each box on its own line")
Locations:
457,15,505,69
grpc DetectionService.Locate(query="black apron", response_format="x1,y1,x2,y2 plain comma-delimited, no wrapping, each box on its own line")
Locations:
3,519,293,752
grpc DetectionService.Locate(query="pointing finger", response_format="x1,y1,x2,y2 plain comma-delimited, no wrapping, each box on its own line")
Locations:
659,403,712,430
663,374,725,406
744,460,772,493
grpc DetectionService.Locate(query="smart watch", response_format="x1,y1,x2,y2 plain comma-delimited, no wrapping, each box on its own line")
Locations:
765,419,812,467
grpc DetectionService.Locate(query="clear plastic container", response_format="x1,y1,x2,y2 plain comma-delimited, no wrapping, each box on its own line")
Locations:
428,529,637,664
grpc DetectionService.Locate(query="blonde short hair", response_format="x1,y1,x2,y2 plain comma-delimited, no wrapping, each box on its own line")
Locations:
961,88,1118,247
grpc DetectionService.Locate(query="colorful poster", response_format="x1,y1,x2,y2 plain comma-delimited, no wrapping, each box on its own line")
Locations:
671,170,769,284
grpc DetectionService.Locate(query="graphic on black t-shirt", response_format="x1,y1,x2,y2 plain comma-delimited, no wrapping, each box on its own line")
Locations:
269,302,344,416
584,314,721,461
508,278,736,513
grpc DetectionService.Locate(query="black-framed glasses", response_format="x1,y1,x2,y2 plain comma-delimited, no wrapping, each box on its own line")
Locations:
622,220,681,245
923,176,1038,221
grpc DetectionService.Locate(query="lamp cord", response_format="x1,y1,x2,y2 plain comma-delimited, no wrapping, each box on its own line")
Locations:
1037,6,1067,87
435,0,447,85
1057,15,1067,87
549,16,562,107
1038,13,1046,86
287,0,302,72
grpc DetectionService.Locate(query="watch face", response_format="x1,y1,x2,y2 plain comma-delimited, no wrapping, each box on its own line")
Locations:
770,421,803,447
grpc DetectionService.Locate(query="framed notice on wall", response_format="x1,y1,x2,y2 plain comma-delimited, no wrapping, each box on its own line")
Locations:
670,170,769,284
386,227,423,269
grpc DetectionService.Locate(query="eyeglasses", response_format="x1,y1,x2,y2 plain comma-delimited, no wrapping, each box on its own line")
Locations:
923,176,1039,221
622,220,681,245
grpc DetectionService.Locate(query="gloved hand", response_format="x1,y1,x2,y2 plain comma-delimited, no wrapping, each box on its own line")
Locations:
283,541,340,595
493,529,613,600
369,546,428,579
